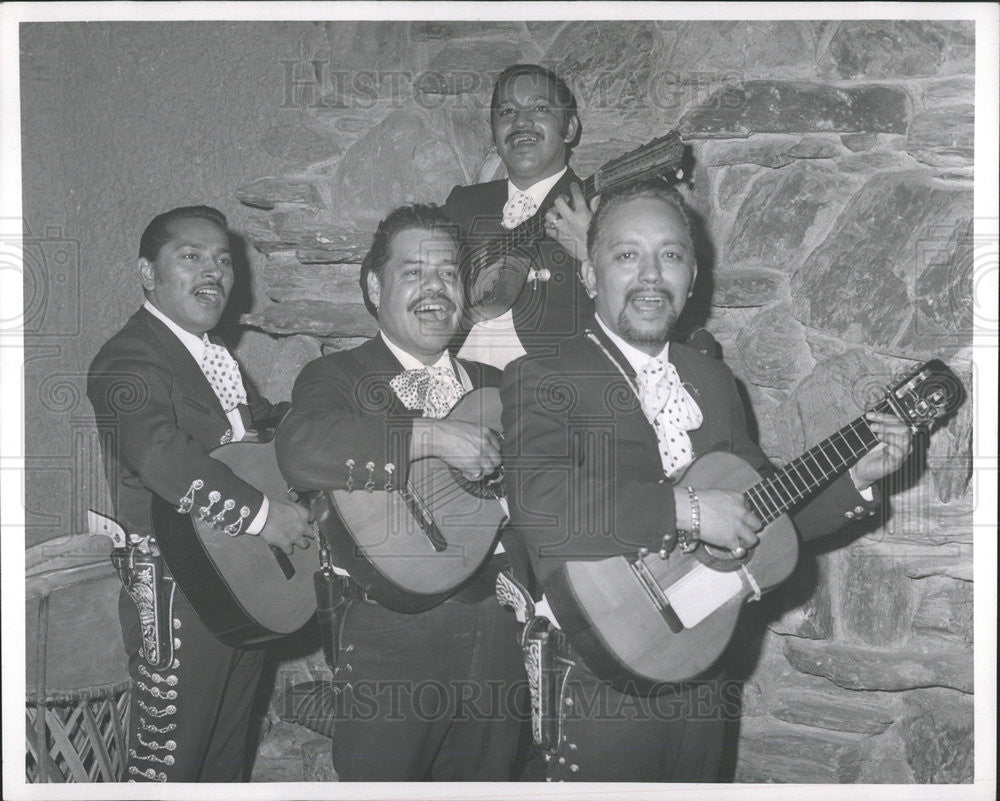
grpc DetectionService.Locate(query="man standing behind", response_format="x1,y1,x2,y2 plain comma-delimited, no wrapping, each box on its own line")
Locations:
276,204,525,781
500,180,914,781
444,64,592,369
88,206,312,782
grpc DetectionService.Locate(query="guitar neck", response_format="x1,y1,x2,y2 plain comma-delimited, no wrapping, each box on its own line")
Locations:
744,400,889,524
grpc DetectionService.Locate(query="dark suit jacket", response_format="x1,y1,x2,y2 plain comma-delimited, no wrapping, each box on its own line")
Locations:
500,324,878,592
88,306,281,539
444,168,594,353
277,335,502,492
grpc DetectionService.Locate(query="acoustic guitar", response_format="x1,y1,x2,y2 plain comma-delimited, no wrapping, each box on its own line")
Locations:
463,130,686,322
311,387,507,614
152,433,318,647
543,359,963,694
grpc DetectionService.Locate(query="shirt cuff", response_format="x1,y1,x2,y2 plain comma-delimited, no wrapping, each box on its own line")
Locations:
848,466,875,501
246,495,269,535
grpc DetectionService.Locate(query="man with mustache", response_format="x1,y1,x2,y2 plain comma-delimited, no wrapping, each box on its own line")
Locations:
276,204,526,780
500,180,913,781
88,205,312,782
444,63,593,369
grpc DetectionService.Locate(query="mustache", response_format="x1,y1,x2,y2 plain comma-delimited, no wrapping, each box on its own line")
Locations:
624,287,675,305
407,293,456,313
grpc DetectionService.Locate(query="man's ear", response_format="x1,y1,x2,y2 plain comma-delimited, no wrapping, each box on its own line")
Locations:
580,258,597,299
138,258,156,292
688,264,698,298
562,113,580,144
366,271,381,313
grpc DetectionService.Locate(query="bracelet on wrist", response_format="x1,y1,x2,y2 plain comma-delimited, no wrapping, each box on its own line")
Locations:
676,486,701,554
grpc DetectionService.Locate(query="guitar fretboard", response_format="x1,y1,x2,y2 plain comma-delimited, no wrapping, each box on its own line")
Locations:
744,399,890,524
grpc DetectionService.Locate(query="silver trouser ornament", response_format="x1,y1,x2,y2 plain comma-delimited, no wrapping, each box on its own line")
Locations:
112,549,177,671
496,570,574,753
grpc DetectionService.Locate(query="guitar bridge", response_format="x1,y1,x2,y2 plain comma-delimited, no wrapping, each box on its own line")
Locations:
630,558,684,634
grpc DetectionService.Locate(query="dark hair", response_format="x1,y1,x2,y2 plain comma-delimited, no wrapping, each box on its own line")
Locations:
586,179,695,261
139,205,228,261
359,204,459,318
490,64,578,136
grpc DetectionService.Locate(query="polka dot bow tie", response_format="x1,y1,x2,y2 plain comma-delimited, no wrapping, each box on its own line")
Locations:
636,357,703,477
502,190,537,230
390,366,466,419
200,337,248,412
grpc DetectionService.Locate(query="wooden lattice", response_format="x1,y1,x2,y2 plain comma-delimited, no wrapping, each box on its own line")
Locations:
26,690,130,782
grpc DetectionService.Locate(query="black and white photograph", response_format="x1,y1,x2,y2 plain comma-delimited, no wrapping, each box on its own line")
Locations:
2,3,996,799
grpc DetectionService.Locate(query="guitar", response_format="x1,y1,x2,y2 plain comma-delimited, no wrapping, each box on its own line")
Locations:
152,434,318,647
311,387,507,614
462,130,685,322
543,360,963,693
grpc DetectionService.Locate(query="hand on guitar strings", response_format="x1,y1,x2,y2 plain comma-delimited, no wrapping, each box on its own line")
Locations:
545,183,598,263
412,418,502,482
259,496,314,554
849,411,914,492
677,486,762,558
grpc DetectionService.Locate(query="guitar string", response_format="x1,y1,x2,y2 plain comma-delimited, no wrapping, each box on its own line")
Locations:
749,411,883,524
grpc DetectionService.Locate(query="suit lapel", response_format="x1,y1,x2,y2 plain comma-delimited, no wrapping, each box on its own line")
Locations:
136,307,228,423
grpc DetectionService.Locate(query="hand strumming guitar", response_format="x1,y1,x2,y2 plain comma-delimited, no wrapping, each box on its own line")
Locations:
411,418,502,482
674,413,913,557
674,486,762,556
259,497,314,554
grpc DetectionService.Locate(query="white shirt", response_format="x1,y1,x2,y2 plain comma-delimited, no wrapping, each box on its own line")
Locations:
143,300,268,534
456,167,569,370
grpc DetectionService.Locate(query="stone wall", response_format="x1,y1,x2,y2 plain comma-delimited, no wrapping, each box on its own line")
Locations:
235,21,974,783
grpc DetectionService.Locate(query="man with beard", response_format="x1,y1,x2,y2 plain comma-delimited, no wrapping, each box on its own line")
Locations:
444,63,593,369
499,180,914,781
276,204,525,780
88,205,312,782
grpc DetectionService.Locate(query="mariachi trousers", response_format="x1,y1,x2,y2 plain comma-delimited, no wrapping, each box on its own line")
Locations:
119,587,265,782
329,587,529,781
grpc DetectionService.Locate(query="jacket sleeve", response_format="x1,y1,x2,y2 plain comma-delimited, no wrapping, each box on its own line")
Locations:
276,355,414,492
87,335,265,535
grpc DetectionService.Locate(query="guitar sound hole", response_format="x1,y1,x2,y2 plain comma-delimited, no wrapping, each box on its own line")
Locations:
697,543,750,572
449,466,505,500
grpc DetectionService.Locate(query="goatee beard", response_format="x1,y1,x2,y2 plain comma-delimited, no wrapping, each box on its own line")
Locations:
616,291,677,349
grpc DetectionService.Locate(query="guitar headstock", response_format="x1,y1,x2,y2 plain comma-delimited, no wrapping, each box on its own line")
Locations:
883,359,964,431
592,130,685,195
